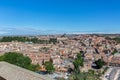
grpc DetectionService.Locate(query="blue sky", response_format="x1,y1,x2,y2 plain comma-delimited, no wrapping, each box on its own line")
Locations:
0,0,120,35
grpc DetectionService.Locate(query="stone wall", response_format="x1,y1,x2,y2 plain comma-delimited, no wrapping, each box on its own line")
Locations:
0,62,50,80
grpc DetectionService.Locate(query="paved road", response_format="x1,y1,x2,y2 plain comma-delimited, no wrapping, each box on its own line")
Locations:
103,67,120,80
103,67,112,80
109,68,118,80
114,70,120,80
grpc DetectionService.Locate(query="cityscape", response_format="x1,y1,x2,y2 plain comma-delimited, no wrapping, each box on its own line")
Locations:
0,0,120,80
0,35,120,80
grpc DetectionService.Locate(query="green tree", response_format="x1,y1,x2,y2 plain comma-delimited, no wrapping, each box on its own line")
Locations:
44,61,55,74
112,49,118,55
16,56,31,68
49,38,57,44
3,52,21,64
69,70,101,80
0,36,50,44
0,52,39,71
113,37,120,43
73,53,84,73
27,64,37,71
73,59,80,73
95,59,105,69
